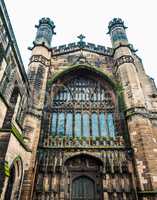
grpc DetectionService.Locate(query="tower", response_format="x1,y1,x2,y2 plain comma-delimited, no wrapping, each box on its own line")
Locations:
108,18,128,48
108,18,145,109
108,18,157,199
20,18,56,199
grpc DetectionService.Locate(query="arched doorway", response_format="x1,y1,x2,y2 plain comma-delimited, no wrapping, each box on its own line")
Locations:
4,164,15,200
4,157,23,200
65,154,103,200
72,176,95,200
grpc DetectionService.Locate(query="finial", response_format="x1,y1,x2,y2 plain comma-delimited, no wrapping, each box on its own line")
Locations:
107,18,127,34
77,34,86,42
35,17,56,34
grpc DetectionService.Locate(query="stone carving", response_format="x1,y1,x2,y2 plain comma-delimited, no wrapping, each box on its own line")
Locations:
115,55,134,69
29,55,51,66
52,42,113,56
125,107,157,119
41,135,125,148
33,148,135,199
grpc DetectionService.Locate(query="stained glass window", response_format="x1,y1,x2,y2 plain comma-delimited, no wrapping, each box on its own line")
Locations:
57,113,65,136
51,76,116,137
107,113,115,137
66,113,73,136
83,113,90,137
51,113,57,135
100,113,108,137
75,113,81,137
92,113,99,137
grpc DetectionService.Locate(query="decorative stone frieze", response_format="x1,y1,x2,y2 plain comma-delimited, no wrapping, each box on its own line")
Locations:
29,55,51,67
52,42,113,56
115,55,134,68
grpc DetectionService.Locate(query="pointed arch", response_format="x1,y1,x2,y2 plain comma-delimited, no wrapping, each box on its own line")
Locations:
45,64,126,138
72,175,95,200
4,156,23,200
47,64,117,92
64,153,104,166
64,153,103,200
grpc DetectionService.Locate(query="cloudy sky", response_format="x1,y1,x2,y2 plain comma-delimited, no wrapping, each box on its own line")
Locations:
4,0,157,84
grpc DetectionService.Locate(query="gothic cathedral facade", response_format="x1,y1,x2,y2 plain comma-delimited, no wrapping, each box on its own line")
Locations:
1,1,157,199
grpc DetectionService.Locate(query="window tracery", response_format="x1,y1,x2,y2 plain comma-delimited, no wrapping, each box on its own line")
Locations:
50,75,117,137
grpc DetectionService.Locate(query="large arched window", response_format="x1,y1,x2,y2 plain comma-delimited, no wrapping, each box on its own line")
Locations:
50,75,116,137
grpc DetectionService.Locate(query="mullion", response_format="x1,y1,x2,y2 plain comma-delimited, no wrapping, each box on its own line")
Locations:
51,77,116,138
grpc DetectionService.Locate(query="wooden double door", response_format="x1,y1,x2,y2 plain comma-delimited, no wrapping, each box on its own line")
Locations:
65,154,103,200
72,176,95,200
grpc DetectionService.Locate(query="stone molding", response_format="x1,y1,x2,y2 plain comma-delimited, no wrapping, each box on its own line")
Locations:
52,42,113,56
39,135,126,149
27,106,43,119
125,107,157,119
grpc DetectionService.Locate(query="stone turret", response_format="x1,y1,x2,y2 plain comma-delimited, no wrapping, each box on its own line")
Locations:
108,18,157,195
28,18,56,107
108,18,128,48
108,18,145,108
20,18,56,199
34,17,56,48
26,17,56,147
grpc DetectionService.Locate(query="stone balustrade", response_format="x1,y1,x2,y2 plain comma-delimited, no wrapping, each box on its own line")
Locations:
41,135,125,148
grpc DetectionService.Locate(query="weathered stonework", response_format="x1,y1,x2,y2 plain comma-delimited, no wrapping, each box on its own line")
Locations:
0,1,157,200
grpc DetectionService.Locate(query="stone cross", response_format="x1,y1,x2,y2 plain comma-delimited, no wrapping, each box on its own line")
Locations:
77,34,86,42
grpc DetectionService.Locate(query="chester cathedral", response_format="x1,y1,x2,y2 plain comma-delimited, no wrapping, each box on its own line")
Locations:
1,1,157,200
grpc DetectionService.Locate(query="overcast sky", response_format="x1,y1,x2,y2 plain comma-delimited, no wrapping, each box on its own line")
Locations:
4,0,157,85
